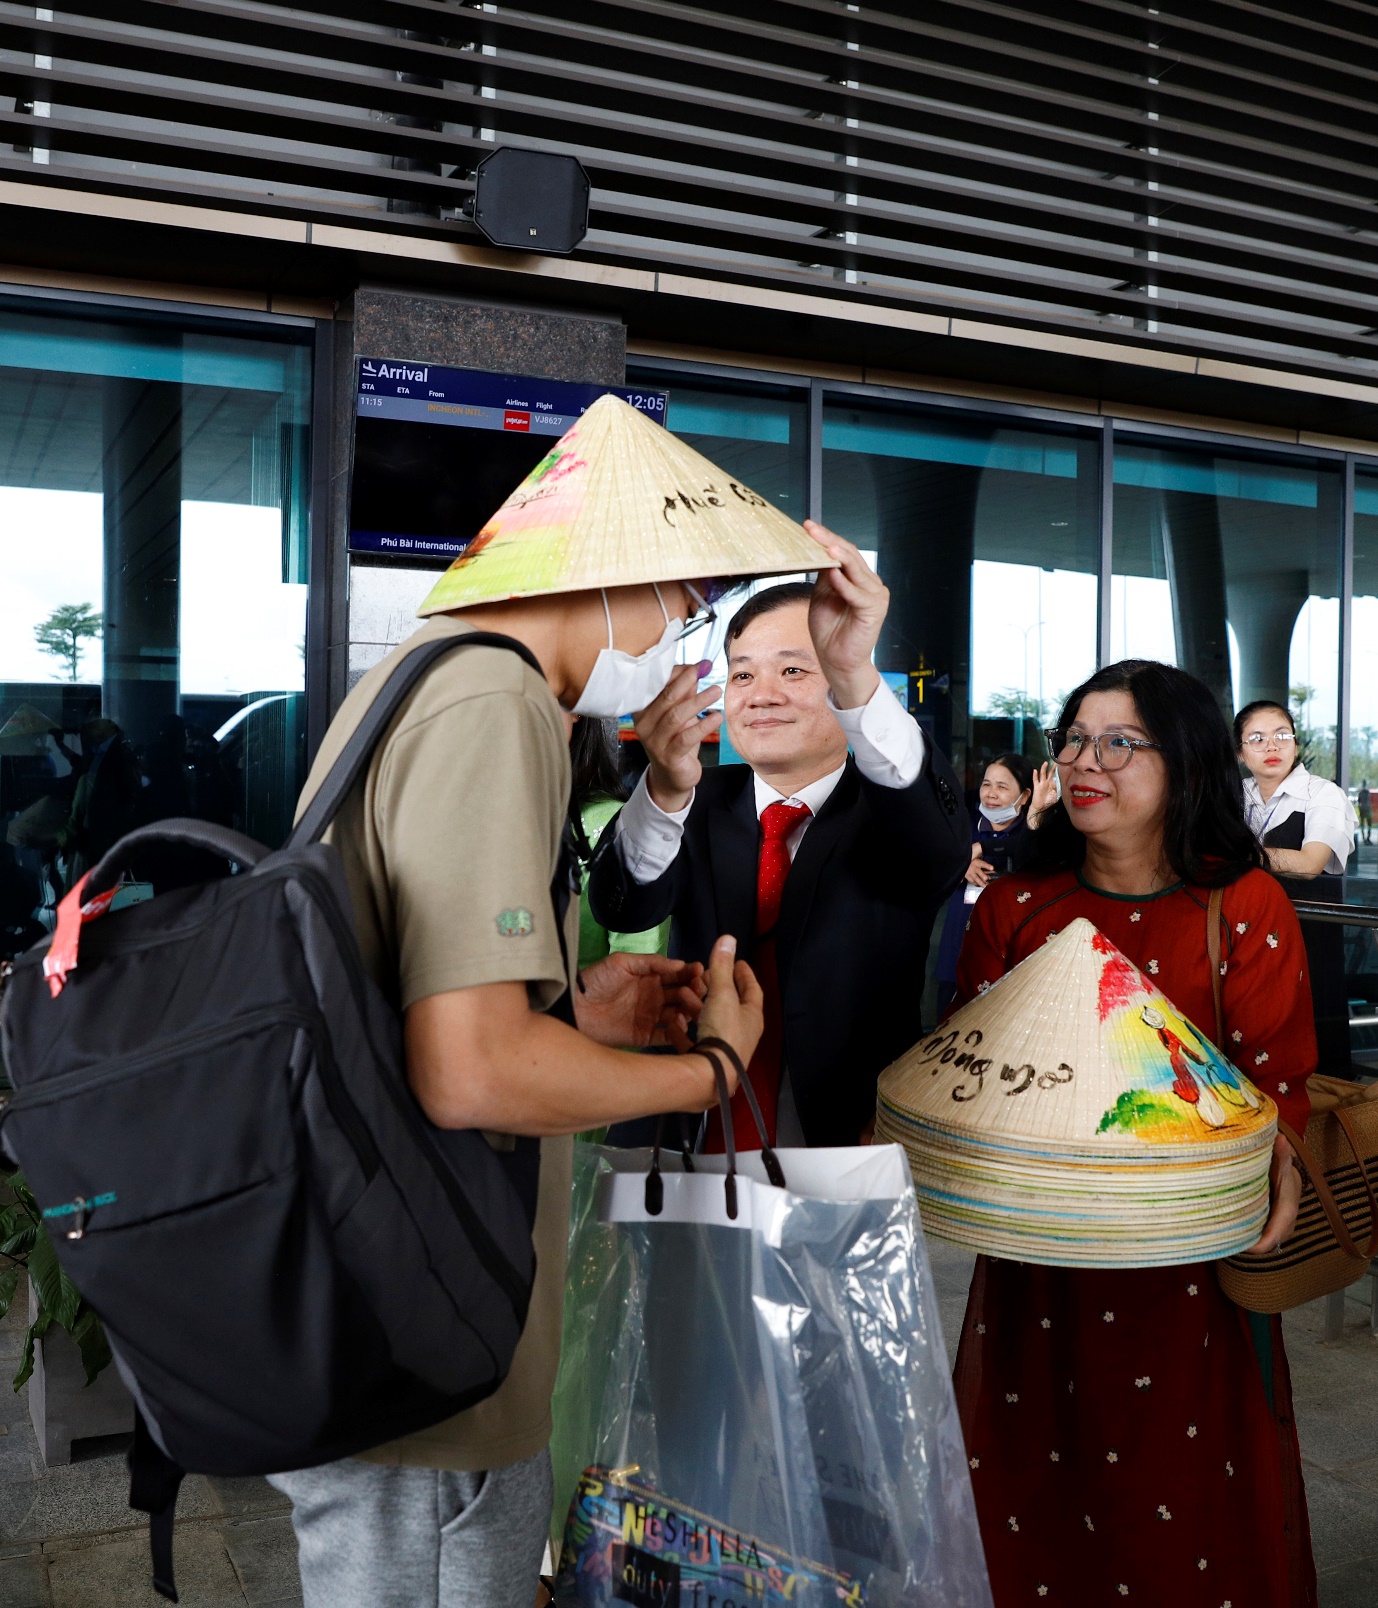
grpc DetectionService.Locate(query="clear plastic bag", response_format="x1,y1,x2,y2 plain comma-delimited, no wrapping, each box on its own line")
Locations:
551,1141,992,1608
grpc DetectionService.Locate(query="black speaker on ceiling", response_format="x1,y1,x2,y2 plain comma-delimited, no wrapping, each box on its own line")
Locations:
466,147,590,255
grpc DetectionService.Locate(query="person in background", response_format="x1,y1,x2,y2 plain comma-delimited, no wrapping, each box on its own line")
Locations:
589,527,971,1151
568,716,668,969
1357,778,1372,846
1235,700,1357,879
1236,699,1357,1070
953,659,1313,1608
933,753,1058,1015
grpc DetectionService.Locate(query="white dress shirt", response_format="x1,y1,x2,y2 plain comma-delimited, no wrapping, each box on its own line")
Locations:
613,676,926,1148
613,676,927,885
1243,762,1357,875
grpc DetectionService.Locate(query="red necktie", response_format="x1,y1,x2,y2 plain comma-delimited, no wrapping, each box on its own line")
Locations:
707,799,811,1153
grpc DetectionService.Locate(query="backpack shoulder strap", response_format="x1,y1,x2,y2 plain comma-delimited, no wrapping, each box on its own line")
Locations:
127,1409,184,1601
288,630,542,849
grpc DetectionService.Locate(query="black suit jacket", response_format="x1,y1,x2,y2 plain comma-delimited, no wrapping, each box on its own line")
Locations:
587,748,971,1145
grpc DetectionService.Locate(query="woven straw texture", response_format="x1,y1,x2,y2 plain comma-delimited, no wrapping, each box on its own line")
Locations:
1218,1092,1378,1311
876,917,1277,1267
418,393,832,614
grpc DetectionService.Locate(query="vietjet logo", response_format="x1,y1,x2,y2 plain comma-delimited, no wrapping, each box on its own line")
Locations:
360,360,429,383
504,411,530,431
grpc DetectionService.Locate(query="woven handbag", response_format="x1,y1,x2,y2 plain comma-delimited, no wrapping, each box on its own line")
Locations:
1204,890,1378,1313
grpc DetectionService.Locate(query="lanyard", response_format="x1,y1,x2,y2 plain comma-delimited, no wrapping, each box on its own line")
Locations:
1251,783,1295,840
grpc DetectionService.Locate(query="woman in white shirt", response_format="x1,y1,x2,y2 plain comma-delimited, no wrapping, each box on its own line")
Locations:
1235,700,1357,877
1236,699,1356,1067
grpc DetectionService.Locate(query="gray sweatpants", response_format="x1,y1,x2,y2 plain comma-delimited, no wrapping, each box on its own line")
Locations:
268,1445,553,1608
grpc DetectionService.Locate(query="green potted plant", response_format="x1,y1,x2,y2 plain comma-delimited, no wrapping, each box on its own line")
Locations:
0,1172,131,1464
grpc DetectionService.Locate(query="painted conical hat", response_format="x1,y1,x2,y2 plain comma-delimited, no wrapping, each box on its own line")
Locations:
417,393,834,615
879,918,1275,1159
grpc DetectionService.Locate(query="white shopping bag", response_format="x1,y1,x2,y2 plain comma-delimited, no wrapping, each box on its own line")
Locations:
550,1127,992,1608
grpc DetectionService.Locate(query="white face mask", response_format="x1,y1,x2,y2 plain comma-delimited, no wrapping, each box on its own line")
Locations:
571,586,682,718
979,801,1022,826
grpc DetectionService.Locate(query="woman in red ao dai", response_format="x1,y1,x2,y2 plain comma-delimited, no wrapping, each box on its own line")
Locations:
952,659,1315,1608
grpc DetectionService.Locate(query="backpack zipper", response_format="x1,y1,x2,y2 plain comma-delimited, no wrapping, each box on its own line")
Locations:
5,1005,382,1186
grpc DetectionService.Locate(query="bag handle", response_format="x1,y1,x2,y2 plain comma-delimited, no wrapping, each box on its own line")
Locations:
83,820,264,903
1205,885,1225,1049
1277,1115,1376,1264
287,630,542,849
698,1036,787,1190
43,819,266,998
699,1044,740,1220
643,1040,791,1221
1210,888,1378,1266
645,1047,742,1219
1332,1106,1378,1259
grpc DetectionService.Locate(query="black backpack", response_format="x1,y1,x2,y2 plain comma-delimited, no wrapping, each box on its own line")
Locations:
0,632,564,1602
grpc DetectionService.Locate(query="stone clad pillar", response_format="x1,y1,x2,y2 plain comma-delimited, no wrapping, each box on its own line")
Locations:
873,463,981,762
1159,490,1232,716
1226,570,1309,710
329,289,626,709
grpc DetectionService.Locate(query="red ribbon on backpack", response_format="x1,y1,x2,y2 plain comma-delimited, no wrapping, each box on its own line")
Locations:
43,874,118,999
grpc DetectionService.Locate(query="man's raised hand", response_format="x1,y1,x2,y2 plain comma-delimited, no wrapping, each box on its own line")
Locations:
803,521,890,710
634,659,722,814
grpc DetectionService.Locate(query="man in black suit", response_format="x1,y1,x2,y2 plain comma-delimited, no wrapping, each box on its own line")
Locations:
588,523,970,1149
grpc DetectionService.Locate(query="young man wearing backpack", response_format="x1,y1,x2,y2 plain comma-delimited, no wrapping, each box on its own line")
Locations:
267,566,767,1607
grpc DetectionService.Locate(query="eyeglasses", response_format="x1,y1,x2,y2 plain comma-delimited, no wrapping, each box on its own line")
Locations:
675,582,717,644
1240,730,1296,748
1044,727,1162,771
676,606,716,643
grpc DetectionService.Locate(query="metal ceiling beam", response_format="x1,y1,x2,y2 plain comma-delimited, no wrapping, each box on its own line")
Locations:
0,1,1374,375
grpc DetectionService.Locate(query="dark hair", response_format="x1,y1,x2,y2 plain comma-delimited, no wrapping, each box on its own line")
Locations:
1232,699,1295,749
699,575,748,608
985,752,1033,799
1026,659,1263,889
725,581,815,647
569,716,626,814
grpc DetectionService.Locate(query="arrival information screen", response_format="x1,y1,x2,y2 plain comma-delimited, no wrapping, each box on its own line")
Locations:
348,360,666,560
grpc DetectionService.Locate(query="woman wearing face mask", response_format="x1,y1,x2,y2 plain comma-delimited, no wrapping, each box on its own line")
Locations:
933,754,1057,1016
947,660,1314,1608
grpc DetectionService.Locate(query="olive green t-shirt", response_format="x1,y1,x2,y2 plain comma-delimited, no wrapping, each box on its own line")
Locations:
294,614,576,1473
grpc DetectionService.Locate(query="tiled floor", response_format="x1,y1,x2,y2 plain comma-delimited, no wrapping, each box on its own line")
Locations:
2,1255,1373,1604
0,1283,298,1607
927,1240,1378,1608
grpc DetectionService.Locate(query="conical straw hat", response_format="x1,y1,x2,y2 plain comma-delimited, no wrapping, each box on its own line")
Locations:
417,393,835,615
879,918,1275,1158
875,919,1277,1267
0,705,58,755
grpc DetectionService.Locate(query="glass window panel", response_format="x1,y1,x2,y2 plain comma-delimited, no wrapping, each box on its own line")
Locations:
632,373,808,523
1350,468,1378,811
821,396,1100,788
1110,440,1342,778
0,305,312,963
